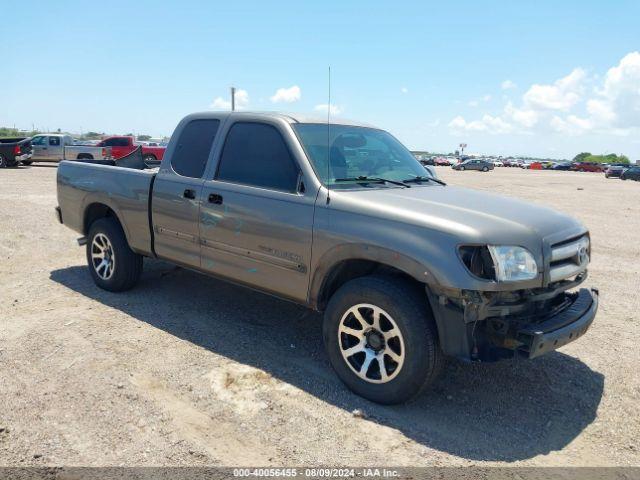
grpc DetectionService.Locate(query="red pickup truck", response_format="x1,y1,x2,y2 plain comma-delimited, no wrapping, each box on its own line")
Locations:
96,136,165,162
571,162,605,173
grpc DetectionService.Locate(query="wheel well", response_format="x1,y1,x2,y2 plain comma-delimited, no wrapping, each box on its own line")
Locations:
77,153,93,160
317,259,424,311
143,153,156,159
83,203,119,234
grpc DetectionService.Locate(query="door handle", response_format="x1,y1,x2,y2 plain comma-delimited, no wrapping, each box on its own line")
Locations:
208,193,223,204
183,188,196,199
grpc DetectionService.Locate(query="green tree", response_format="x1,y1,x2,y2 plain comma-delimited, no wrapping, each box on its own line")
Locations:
137,134,152,141
572,152,591,162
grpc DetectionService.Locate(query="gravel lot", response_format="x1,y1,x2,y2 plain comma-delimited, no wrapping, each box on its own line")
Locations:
1,164,638,467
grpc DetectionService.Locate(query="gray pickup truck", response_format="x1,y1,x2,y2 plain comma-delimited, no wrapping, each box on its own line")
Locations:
56,112,598,404
30,134,113,163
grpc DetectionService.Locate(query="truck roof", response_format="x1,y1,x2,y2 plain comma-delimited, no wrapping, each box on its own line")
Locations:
185,111,378,129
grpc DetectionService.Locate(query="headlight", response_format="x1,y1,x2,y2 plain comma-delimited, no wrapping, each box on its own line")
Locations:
488,245,538,281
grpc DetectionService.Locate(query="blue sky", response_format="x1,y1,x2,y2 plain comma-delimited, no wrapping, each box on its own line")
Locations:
2,0,639,159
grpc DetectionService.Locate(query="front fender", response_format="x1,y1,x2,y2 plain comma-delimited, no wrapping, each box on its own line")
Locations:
308,243,439,309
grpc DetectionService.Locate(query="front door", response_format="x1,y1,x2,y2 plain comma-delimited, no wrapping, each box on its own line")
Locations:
199,120,316,303
151,118,222,268
30,135,48,160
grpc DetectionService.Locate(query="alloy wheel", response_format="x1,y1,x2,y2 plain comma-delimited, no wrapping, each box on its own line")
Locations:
91,233,116,280
338,304,405,384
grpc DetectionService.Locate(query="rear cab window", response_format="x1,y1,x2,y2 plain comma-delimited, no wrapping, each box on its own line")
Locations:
171,119,221,178
216,122,299,192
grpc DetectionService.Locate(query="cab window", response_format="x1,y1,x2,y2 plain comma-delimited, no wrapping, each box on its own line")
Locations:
216,122,299,192
171,119,220,178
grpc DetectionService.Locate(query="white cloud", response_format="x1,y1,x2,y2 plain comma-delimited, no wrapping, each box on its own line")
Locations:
314,103,343,115
501,79,517,90
270,85,301,103
401,87,408,94
210,89,249,110
523,68,586,111
504,101,539,128
548,52,640,136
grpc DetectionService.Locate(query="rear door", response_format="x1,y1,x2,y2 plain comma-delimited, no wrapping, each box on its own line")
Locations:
30,135,48,160
47,136,64,161
199,120,316,302
151,118,222,268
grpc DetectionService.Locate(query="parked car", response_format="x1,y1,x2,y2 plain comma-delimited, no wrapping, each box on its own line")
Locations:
96,136,166,163
453,159,494,171
492,160,504,167
30,134,113,162
0,137,33,167
419,157,435,166
571,162,605,173
552,162,573,171
605,165,626,178
434,157,451,166
56,112,598,405
620,166,640,181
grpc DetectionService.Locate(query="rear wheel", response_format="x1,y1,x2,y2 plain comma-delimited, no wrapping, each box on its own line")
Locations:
0,154,7,168
323,276,443,404
86,217,142,292
21,160,33,166
77,154,93,160
143,154,157,163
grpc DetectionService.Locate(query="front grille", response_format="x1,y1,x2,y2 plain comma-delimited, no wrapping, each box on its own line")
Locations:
549,234,589,282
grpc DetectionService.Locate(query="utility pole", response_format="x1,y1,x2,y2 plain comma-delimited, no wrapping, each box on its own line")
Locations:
230,87,236,111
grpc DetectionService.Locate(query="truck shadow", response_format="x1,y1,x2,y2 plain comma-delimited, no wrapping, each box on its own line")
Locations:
50,261,604,462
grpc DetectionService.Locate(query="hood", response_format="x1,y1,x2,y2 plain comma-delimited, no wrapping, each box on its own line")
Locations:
331,185,585,247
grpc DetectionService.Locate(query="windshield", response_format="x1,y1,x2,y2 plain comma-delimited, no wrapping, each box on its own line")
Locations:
293,124,428,187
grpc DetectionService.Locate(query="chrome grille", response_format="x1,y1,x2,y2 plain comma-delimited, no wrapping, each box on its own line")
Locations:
549,235,590,283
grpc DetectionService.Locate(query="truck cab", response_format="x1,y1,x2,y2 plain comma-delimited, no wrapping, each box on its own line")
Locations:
31,134,73,161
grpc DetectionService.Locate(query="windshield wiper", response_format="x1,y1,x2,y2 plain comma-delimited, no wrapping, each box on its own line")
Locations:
402,175,447,186
334,176,410,187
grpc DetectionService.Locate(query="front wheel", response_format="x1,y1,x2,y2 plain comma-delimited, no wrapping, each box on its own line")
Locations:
0,154,8,168
459,166,465,171
143,154,157,163
323,276,443,404
86,217,142,291
482,166,489,172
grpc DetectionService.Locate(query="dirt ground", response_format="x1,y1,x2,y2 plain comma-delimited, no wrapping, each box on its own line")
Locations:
1,164,639,467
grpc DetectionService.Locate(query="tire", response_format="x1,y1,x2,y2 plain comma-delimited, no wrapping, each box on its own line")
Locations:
459,166,465,171
143,154,157,163
323,275,443,404
0,154,7,168
21,160,33,166
86,217,142,292
77,154,93,160
482,166,488,172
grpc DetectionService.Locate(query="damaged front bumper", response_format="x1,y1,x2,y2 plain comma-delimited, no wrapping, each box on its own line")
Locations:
516,288,597,358
426,273,599,362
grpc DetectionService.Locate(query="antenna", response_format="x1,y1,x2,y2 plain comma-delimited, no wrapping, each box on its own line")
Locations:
326,66,331,205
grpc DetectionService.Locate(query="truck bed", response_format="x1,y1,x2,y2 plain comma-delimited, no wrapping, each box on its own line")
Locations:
57,161,156,256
